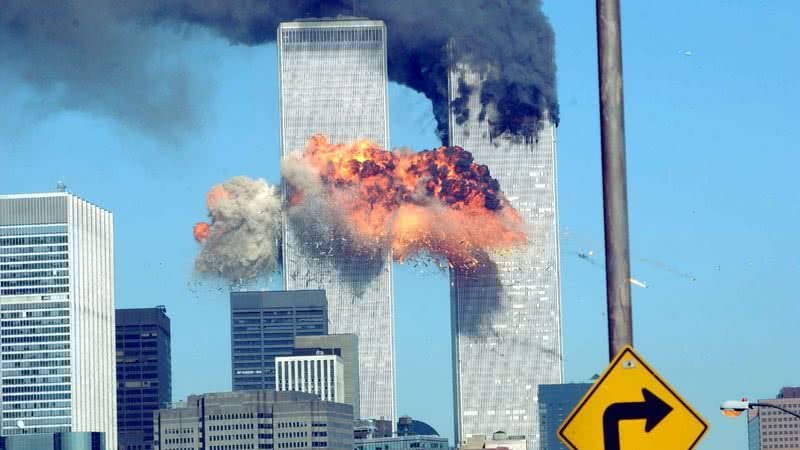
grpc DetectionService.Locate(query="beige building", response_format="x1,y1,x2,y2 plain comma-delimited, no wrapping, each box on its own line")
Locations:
748,387,800,450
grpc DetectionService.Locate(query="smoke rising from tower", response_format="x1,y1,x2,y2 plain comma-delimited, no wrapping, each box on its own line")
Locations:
2,1,557,141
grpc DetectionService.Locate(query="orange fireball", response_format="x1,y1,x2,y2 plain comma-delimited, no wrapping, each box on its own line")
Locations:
193,222,210,243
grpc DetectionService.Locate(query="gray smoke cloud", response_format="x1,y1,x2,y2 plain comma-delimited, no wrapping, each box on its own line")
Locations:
0,0,203,139
3,1,557,141
195,176,281,282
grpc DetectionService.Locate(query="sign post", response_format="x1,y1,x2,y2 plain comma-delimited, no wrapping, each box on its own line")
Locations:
558,346,709,450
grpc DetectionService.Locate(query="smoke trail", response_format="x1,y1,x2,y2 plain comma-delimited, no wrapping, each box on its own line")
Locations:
194,176,281,282
3,1,557,141
0,0,204,139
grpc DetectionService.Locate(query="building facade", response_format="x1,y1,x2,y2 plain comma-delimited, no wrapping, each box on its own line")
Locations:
0,192,117,450
275,353,345,403
747,387,800,450
116,307,172,450
538,383,592,450
448,68,563,449
0,432,105,450
294,334,360,418
354,435,448,450
277,18,396,424
230,290,327,391
152,390,354,450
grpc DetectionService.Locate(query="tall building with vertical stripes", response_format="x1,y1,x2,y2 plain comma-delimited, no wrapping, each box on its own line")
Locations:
0,190,117,450
448,68,563,450
277,18,395,424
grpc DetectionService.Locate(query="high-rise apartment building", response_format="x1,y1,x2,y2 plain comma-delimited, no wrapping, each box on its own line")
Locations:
116,307,172,450
230,290,327,391
275,352,345,403
0,191,117,450
748,387,800,450
278,18,396,423
538,383,592,450
448,68,563,449
295,334,360,418
152,390,354,450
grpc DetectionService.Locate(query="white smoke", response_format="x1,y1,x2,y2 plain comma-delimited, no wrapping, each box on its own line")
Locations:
194,176,281,282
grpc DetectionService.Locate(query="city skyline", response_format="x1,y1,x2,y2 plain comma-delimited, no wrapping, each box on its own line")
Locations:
0,1,798,449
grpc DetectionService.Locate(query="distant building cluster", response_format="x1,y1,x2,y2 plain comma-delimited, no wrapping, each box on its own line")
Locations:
0,15,565,450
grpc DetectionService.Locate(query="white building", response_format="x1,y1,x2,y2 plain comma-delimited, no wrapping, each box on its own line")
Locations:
275,353,345,404
0,190,117,450
448,67,563,450
277,18,396,424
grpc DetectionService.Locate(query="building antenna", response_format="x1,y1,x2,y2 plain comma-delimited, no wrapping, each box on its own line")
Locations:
352,0,357,15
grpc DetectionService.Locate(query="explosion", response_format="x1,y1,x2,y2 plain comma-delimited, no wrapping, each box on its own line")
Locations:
193,176,282,282
192,136,527,281
284,135,527,267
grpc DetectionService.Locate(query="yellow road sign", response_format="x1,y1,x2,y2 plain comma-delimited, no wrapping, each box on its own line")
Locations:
558,346,708,450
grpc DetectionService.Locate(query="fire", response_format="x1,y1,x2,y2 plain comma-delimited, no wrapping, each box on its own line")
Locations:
193,222,210,242
288,135,527,267
206,184,228,209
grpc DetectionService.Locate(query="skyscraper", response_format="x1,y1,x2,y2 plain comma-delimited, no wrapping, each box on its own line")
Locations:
116,307,172,450
538,383,592,450
448,68,563,449
747,387,800,450
277,18,395,423
230,290,327,391
0,191,117,450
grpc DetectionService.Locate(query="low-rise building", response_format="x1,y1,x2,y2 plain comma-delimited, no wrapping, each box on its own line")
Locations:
276,351,345,403
153,390,353,450
461,431,527,450
0,432,105,450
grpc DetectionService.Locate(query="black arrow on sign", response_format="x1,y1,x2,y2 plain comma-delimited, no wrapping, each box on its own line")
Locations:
602,388,673,450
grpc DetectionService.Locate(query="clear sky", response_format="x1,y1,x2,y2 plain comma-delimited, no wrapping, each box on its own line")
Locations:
1,1,798,448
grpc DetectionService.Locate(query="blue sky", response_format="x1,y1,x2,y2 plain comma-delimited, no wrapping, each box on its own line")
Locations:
1,1,798,448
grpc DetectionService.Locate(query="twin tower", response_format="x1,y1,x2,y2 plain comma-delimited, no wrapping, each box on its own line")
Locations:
277,18,563,449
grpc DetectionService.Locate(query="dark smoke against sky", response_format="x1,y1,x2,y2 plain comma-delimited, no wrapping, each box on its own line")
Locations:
0,1,204,140
1,1,557,141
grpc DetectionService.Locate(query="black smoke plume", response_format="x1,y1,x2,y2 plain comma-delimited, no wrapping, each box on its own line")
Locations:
2,1,558,141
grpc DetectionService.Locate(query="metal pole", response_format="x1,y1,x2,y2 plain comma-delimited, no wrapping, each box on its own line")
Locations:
596,0,633,360
750,403,800,420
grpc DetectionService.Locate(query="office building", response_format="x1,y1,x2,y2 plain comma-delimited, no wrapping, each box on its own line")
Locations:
275,352,345,403
0,431,105,450
354,416,445,449
538,383,592,450
152,390,354,450
295,334,360,417
461,432,527,450
116,307,172,450
354,435,449,450
230,290,327,391
278,18,396,424
448,67,563,450
0,191,117,450
748,387,800,450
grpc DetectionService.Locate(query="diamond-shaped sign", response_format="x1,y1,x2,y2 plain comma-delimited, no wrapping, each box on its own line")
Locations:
558,346,709,450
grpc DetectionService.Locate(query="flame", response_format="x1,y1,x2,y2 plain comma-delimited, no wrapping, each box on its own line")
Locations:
206,184,228,210
289,135,527,267
193,222,210,242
